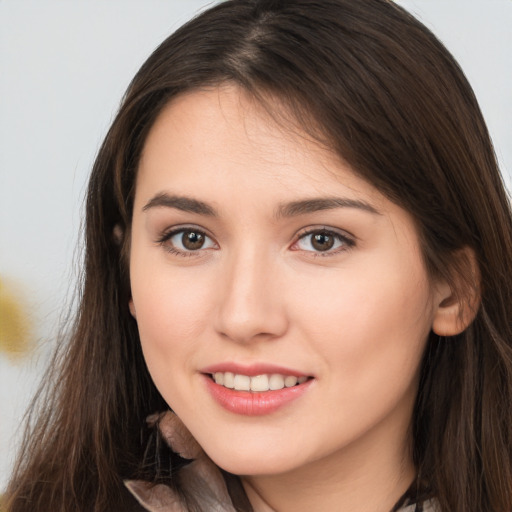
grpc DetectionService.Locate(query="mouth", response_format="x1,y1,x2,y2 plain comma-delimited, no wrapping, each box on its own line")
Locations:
203,369,314,416
209,372,311,392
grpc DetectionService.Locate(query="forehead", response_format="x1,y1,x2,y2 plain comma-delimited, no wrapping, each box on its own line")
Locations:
137,85,386,208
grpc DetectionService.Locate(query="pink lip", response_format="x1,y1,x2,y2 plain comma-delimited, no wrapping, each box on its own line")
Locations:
201,362,310,378
201,363,314,416
204,377,312,416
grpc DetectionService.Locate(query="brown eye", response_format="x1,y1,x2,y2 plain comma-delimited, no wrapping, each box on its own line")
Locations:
311,232,335,251
162,228,216,254
182,231,205,250
294,229,353,254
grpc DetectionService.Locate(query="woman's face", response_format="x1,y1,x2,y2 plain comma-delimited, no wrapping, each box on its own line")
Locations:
129,85,441,479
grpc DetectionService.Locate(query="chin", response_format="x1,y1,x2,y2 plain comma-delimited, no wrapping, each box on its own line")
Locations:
202,440,309,477
213,455,295,477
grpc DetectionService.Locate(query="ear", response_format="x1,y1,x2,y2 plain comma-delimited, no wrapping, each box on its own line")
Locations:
432,247,480,336
129,299,137,319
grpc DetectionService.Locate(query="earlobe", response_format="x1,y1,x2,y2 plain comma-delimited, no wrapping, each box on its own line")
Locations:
432,295,476,336
431,248,480,336
129,299,137,319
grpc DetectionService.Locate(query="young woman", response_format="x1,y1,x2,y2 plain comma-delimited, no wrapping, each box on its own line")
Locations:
5,0,512,511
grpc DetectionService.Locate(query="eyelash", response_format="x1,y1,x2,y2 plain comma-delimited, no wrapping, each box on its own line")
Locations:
156,226,217,257
156,226,355,257
292,227,355,257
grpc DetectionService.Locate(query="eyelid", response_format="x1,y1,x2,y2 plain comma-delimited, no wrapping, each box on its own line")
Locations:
156,224,218,256
291,226,356,255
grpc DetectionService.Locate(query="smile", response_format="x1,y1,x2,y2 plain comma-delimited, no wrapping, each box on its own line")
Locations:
211,372,309,392
204,371,314,416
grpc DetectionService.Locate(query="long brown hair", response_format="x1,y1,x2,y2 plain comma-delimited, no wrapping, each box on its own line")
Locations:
6,1,512,511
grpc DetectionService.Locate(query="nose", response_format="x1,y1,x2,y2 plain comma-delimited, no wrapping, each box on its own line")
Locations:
213,246,289,344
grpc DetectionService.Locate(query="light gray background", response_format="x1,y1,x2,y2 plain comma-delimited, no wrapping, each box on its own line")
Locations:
1,0,511,492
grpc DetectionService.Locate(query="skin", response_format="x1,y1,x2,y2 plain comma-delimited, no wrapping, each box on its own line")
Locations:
129,85,453,512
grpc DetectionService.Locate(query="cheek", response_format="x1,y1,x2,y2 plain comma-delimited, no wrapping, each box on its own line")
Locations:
130,267,218,411
290,268,433,452
130,261,215,366
291,256,434,383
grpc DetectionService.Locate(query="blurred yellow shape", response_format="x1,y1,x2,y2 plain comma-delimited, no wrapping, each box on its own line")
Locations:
0,275,32,359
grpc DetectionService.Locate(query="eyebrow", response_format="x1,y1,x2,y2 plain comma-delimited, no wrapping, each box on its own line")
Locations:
142,193,217,216
142,193,381,218
276,197,381,218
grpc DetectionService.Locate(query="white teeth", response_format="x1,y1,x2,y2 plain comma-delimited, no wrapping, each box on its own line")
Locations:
284,376,298,387
233,374,251,391
223,372,235,389
212,372,309,392
250,374,269,392
269,374,285,390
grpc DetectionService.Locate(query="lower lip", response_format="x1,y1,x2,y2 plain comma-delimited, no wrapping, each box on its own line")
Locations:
203,375,313,416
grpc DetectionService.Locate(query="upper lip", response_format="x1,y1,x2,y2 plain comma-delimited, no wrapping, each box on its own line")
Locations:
200,362,312,378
